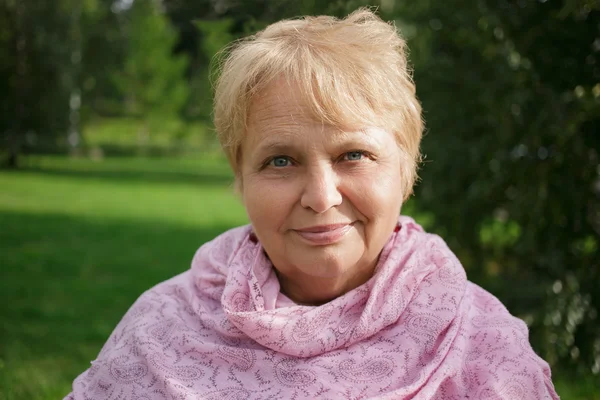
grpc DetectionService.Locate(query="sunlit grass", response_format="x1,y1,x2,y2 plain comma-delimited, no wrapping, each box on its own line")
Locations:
0,155,247,399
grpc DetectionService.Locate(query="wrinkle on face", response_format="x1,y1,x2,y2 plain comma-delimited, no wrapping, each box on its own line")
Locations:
239,78,405,305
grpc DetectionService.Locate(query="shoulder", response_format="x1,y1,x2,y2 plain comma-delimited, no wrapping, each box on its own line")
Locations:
83,225,250,360
397,215,457,261
459,282,559,399
67,226,252,398
396,217,558,399
394,216,467,289
93,271,195,358
189,224,252,298
463,282,534,354
191,224,252,274
122,224,252,322
67,271,206,397
102,224,251,339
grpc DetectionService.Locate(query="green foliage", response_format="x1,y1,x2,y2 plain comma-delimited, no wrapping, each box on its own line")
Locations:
0,0,73,164
195,19,236,59
113,0,189,132
386,0,600,376
83,117,215,156
0,0,125,165
187,19,235,120
78,0,127,118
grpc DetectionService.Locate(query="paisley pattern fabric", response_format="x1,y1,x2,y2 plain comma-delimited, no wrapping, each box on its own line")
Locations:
65,217,558,399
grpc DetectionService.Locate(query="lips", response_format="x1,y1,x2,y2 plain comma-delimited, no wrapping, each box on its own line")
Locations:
294,223,354,245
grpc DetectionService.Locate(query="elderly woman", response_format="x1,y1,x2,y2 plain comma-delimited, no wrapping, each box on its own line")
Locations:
66,9,558,399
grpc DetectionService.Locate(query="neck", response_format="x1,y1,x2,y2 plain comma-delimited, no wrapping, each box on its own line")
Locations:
274,260,377,306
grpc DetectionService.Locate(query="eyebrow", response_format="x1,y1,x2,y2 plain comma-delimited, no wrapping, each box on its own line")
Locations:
330,129,384,150
255,141,298,156
252,129,383,158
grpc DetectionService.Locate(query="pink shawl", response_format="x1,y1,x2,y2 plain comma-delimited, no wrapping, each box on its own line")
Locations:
65,217,558,399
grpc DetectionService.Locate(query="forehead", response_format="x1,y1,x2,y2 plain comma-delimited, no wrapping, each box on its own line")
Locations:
247,78,318,129
242,77,399,157
245,84,397,156
246,77,370,152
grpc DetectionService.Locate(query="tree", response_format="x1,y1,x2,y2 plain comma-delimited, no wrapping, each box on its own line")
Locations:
112,0,189,144
0,0,123,166
0,0,72,166
387,0,599,375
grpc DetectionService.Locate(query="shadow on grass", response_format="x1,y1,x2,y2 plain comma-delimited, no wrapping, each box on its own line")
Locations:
0,210,244,399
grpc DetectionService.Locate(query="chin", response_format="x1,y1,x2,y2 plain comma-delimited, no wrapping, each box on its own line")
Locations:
291,248,362,277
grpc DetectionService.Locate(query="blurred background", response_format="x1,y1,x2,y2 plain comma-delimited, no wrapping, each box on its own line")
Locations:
0,0,598,398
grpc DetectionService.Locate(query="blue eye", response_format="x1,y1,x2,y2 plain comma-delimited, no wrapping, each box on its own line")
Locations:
269,156,291,167
344,151,364,161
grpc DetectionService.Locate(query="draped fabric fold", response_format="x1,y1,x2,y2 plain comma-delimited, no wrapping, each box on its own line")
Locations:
65,217,558,399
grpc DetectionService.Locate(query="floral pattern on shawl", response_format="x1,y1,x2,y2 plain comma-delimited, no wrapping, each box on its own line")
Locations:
65,216,559,399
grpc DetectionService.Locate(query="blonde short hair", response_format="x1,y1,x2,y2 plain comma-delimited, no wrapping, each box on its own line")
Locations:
213,8,423,199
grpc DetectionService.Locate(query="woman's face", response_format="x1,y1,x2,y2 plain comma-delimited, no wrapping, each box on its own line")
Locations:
240,80,405,304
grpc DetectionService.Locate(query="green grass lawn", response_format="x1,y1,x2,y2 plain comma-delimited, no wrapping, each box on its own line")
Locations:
0,155,596,399
0,155,247,399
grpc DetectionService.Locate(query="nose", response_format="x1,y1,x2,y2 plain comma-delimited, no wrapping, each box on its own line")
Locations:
300,164,342,213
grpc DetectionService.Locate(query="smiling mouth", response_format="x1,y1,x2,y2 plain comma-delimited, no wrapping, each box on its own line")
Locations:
293,223,354,245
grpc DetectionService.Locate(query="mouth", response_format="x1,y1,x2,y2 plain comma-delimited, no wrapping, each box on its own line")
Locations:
293,223,354,246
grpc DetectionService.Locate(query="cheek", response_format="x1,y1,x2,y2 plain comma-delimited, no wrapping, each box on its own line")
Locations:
345,168,403,221
242,177,297,231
